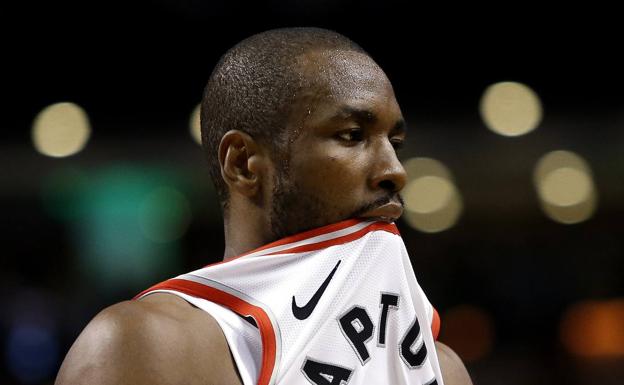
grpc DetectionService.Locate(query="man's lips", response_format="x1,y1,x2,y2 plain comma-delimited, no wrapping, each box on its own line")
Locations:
358,201,404,222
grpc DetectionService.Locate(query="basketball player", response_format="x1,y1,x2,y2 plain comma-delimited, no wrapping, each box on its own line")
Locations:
55,28,473,385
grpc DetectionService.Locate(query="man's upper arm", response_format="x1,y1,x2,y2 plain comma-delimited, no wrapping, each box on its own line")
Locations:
55,299,238,385
436,341,474,385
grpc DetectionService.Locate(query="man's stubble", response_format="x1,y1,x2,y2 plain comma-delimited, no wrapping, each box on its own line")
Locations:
268,162,403,242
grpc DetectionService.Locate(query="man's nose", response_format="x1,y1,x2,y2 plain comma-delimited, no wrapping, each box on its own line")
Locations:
369,140,407,193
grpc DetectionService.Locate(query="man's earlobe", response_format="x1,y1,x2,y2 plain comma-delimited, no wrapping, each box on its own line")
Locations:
219,130,263,198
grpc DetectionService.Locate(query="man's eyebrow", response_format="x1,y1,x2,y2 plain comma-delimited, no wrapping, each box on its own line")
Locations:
333,106,377,123
332,106,407,133
392,118,407,135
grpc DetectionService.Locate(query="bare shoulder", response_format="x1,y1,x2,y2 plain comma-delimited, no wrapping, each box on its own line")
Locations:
55,293,242,385
435,341,474,385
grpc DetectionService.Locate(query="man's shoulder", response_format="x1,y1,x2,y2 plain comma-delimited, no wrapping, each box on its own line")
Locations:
55,293,242,385
83,293,224,353
97,293,224,345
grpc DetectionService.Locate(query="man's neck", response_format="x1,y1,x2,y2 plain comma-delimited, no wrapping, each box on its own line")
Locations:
222,202,272,260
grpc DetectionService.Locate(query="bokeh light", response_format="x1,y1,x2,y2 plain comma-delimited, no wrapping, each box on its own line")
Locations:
560,299,624,358
534,150,597,224
401,157,463,233
540,167,592,206
32,102,91,157
480,81,543,137
404,176,454,214
439,304,495,362
4,289,61,384
189,103,201,144
139,186,192,243
6,324,59,384
42,165,188,292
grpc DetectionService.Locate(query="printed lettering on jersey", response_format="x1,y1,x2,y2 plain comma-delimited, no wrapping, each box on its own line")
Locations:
136,219,443,385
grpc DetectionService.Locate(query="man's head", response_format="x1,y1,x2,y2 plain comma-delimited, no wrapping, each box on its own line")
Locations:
201,27,407,242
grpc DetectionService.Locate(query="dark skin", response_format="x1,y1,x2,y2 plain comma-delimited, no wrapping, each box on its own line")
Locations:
55,49,473,385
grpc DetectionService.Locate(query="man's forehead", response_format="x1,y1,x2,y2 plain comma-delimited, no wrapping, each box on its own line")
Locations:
296,49,391,99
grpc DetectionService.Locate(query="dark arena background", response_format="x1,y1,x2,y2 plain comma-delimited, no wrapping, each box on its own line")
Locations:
2,1,623,384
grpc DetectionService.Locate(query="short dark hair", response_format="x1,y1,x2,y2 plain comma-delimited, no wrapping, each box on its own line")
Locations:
200,27,367,208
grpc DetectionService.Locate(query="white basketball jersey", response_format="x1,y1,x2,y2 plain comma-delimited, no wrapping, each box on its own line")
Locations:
135,219,443,385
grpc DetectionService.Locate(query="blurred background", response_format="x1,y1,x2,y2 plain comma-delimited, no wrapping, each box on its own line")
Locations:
2,1,623,384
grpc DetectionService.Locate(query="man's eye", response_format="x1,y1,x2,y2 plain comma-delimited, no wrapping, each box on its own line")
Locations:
391,139,404,151
337,128,364,142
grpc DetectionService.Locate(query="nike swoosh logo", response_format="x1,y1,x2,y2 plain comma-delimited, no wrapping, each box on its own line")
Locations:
292,260,341,320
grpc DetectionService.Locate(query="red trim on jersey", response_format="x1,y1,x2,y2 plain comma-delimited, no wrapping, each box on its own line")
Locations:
264,221,400,256
243,218,366,255
135,279,277,385
431,307,441,341
205,219,400,268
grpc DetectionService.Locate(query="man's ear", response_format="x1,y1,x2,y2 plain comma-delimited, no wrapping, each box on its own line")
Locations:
218,130,266,198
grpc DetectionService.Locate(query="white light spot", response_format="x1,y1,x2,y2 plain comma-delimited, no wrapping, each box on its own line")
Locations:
539,167,592,207
32,102,91,157
401,157,463,233
480,81,542,137
534,150,597,224
404,176,454,214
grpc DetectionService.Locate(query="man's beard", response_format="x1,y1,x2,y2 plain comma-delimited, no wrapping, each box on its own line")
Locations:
268,169,329,242
268,169,403,242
